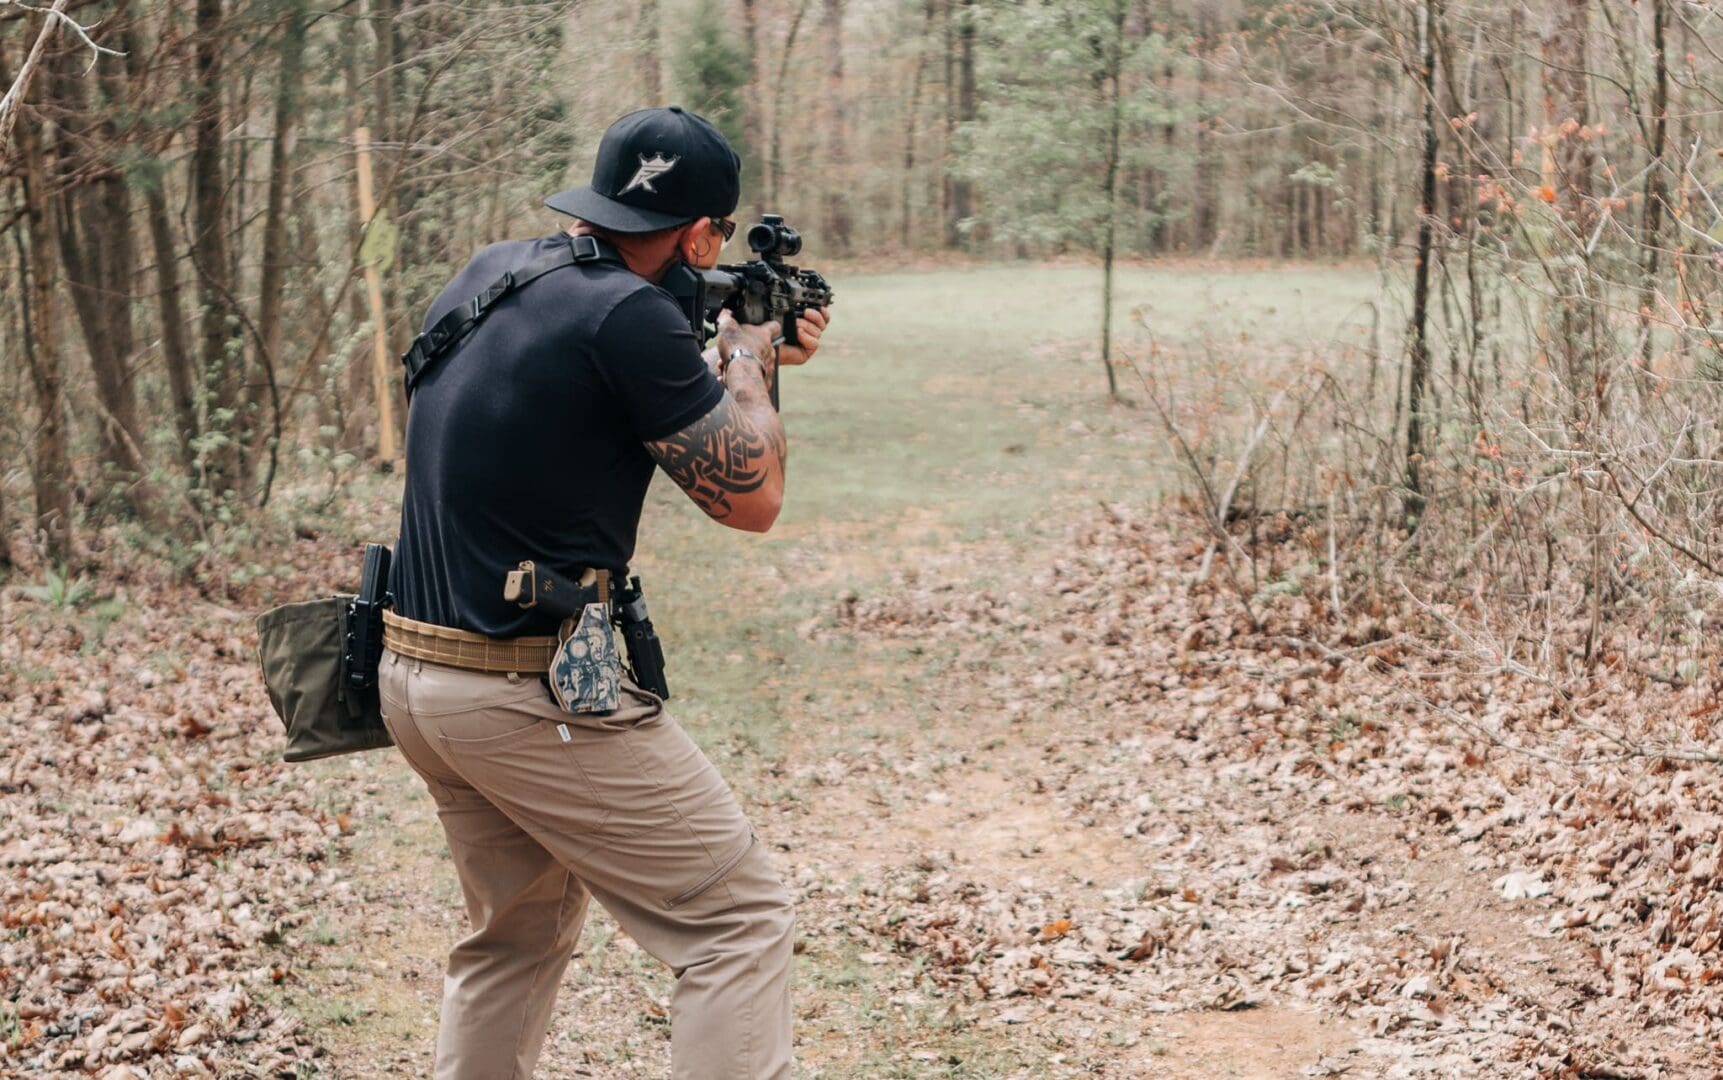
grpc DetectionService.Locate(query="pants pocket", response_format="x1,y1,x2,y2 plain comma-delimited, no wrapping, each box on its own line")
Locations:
665,831,757,909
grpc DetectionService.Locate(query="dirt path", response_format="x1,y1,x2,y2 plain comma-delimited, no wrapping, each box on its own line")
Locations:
297,509,1698,1078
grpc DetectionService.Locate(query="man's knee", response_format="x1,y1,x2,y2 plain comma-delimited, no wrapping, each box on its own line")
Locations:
740,857,792,957
757,886,795,950
724,843,796,953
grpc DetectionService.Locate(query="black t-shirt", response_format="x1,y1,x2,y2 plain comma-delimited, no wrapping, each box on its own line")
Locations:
389,232,724,637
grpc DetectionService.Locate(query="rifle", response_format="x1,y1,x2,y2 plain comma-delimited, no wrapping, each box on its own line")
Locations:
667,214,835,409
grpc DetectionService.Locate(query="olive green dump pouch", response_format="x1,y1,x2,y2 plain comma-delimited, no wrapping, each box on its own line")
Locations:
256,596,392,762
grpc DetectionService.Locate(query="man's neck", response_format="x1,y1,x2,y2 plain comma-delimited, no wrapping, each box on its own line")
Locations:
567,224,677,282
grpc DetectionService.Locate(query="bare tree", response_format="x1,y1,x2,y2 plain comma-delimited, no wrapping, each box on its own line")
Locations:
821,0,852,253
190,0,244,497
1098,0,1126,398
14,89,72,559
48,35,151,512
1405,0,1438,513
248,0,311,488
945,0,976,247
638,0,663,102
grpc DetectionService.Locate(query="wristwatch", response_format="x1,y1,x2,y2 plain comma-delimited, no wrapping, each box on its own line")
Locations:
721,346,766,379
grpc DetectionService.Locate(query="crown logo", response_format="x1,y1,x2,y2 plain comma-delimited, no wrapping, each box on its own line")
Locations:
621,152,680,196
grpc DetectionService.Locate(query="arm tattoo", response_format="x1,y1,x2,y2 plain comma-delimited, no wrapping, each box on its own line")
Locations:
646,395,786,520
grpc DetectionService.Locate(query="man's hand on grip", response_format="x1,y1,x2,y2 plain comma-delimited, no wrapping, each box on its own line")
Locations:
778,306,829,367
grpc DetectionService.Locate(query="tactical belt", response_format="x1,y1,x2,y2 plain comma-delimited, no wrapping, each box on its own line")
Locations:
381,565,611,674
382,611,559,674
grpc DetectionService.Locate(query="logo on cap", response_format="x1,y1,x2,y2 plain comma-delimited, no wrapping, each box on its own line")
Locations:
620,152,679,196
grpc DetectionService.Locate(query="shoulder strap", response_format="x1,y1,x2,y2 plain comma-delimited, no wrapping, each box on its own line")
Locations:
400,234,624,399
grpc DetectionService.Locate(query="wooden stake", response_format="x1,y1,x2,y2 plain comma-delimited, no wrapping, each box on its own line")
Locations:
353,126,399,464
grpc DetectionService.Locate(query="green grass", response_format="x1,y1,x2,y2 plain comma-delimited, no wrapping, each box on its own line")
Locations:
629,261,1377,762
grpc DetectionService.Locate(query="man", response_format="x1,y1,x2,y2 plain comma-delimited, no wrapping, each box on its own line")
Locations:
376,106,829,1079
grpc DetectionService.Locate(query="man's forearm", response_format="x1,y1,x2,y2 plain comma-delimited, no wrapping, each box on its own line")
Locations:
723,355,786,468
645,356,786,528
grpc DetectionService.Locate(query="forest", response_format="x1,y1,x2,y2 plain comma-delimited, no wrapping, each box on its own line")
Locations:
6,0,1722,551
7,0,1723,1076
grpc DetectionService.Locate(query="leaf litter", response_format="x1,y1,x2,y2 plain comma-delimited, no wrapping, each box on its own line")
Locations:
6,505,1722,1076
786,508,1723,1077
0,539,367,1077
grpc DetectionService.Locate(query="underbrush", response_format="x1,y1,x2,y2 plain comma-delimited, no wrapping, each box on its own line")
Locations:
2,467,401,616
1126,288,1723,766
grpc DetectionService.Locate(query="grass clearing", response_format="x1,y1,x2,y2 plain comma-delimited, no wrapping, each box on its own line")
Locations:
635,260,1376,759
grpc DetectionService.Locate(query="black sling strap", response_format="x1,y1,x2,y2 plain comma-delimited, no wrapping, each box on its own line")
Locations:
400,233,625,399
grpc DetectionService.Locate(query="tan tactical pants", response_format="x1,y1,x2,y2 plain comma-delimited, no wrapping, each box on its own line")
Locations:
378,649,795,1080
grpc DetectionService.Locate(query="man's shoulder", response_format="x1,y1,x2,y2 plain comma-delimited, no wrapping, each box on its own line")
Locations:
506,234,683,329
433,233,668,333
591,275,688,336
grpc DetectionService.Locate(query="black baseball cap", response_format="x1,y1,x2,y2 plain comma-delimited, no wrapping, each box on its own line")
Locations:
546,106,741,233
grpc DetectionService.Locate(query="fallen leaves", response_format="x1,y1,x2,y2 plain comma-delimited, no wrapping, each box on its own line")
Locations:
0,536,371,1075
1494,870,1551,900
808,508,1718,1073
1037,917,1073,942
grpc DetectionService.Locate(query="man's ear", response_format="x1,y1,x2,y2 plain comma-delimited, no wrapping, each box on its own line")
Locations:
681,216,714,261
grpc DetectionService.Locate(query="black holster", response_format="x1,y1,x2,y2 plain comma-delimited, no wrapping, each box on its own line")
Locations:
345,543,392,690
614,576,669,700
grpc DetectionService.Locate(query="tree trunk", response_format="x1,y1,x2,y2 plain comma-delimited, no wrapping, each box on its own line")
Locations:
821,0,853,254
341,26,375,454
946,0,976,247
1194,10,1217,251
248,0,309,476
940,0,954,234
292,199,341,439
1541,0,1594,411
639,0,661,102
741,0,764,213
16,102,73,559
47,40,148,510
1153,56,1174,253
191,0,244,498
144,185,202,477
1406,0,1438,516
901,3,932,250
1542,0,1593,222
115,15,201,480
1639,0,1668,365
767,0,810,212
1098,0,1125,398
58,175,146,502
0,183,14,569
372,0,414,371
